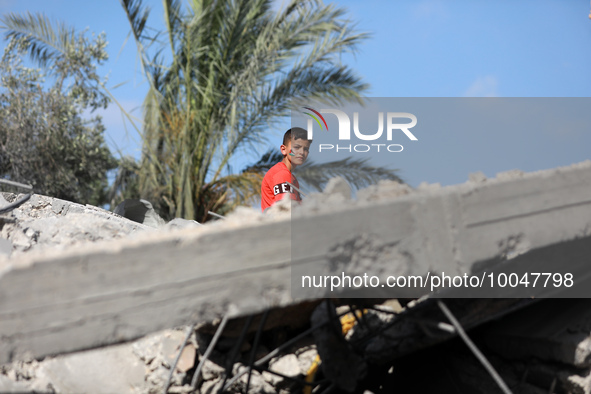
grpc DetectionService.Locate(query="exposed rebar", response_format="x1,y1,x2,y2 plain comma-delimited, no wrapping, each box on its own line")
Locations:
163,324,195,394
437,300,512,394
191,315,229,390
0,179,33,215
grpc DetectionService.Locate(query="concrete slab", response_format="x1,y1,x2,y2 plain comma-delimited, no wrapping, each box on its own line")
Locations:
1,161,591,363
31,343,147,394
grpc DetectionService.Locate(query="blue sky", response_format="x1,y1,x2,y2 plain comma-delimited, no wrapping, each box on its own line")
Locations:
1,0,590,188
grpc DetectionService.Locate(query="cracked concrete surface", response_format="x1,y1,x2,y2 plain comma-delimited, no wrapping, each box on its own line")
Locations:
1,160,591,367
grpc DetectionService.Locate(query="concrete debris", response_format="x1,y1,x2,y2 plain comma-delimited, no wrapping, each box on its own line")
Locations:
0,327,201,393
165,217,202,230
355,179,413,202
230,365,275,394
0,193,206,259
200,378,225,394
322,176,352,200
295,346,319,376
269,354,300,377
416,181,441,191
0,342,147,394
200,358,225,381
3,161,591,392
0,194,149,257
132,328,197,393
496,168,525,180
176,344,196,373
263,194,294,217
468,171,487,183
2,298,591,393
297,190,350,214
167,385,195,393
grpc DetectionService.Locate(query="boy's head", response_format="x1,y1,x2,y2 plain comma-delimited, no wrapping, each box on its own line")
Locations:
281,127,312,168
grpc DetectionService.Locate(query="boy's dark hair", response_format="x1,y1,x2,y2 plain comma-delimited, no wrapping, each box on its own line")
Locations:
283,127,312,145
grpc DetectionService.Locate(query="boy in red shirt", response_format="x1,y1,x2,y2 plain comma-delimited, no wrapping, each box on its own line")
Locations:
261,127,312,211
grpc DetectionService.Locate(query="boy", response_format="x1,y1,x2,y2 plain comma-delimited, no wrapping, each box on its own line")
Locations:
261,127,312,211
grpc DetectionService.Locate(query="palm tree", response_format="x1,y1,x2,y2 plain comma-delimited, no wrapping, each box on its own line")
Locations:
2,1,404,221
120,0,403,222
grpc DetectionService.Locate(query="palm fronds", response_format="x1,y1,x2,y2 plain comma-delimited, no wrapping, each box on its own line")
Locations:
296,158,403,192
0,12,77,68
117,0,372,221
241,148,403,199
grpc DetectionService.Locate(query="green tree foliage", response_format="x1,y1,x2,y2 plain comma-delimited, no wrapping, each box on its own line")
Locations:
0,15,117,206
121,0,401,222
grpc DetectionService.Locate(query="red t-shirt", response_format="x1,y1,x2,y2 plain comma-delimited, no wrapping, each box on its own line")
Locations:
261,162,301,211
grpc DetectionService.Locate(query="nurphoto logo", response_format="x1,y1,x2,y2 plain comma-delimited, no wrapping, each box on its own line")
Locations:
302,107,418,154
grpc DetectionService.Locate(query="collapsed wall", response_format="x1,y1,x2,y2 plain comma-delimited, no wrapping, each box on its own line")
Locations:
1,160,591,392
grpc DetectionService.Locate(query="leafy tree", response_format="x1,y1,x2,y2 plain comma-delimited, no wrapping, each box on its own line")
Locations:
0,15,117,206
121,0,401,222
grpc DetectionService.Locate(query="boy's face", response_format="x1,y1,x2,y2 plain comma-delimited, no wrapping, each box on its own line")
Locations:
282,138,311,167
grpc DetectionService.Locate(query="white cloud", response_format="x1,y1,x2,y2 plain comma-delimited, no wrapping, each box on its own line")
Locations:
463,75,499,97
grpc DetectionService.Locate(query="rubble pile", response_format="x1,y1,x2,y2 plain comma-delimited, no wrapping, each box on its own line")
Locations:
0,194,149,258
2,295,591,393
2,161,591,393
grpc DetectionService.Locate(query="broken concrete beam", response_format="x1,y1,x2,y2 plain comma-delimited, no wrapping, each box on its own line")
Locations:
485,299,591,368
0,218,293,364
291,160,591,299
2,161,591,363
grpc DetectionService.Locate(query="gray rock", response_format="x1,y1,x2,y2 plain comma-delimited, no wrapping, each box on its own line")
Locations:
114,198,166,228
263,354,301,386
201,378,224,394
229,365,275,393
269,354,300,378
201,358,225,381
